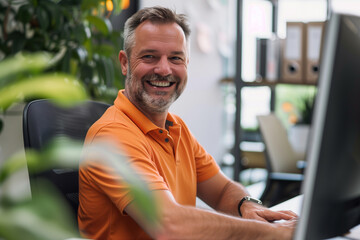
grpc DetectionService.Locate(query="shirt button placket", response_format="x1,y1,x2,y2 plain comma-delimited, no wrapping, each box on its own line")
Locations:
159,129,168,143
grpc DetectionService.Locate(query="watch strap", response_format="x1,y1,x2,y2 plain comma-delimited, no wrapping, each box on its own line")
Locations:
237,196,262,217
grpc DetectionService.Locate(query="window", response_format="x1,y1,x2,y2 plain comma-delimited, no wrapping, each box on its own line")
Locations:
242,0,273,82
241,86,271,130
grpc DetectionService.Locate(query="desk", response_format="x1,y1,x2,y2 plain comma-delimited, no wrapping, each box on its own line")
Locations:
271,194,303,215
271,195,360,239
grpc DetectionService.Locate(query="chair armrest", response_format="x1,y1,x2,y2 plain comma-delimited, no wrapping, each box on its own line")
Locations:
269,172,304,182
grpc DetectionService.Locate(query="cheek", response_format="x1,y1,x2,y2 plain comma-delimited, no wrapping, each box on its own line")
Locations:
175,66,188,81
130,62,154,78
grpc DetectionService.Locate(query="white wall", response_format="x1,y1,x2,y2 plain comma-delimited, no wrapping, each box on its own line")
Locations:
0,103,31,199
140,0,236,162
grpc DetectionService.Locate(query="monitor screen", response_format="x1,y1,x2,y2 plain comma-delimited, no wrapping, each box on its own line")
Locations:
294,11,360,239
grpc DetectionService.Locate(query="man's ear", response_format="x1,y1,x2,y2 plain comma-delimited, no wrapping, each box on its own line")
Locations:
119,50,128,76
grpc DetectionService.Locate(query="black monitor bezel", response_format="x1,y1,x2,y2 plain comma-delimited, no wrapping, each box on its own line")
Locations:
295,11,360,240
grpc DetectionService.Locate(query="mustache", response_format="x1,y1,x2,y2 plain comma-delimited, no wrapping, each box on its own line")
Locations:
143,74,177,82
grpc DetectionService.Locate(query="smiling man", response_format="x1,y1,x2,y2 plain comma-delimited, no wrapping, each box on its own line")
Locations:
120,20,188,123
78,6,297,240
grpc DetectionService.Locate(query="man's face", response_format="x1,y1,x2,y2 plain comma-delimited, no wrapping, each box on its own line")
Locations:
120,21,189,114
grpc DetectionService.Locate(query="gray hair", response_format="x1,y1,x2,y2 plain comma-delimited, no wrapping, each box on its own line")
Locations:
123,6,191,58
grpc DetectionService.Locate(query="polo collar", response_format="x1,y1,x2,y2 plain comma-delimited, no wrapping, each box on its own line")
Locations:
114,90,178,134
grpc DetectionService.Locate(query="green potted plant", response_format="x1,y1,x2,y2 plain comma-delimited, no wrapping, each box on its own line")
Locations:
287,93,315,158
0,3,158,238
0,0,131,165
0,0,126,103
296,94,315,125
0,52,158,240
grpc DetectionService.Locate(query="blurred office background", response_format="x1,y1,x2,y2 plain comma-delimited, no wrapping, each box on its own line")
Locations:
1,0,360,202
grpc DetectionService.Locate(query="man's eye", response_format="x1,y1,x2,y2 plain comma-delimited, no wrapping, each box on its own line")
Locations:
142,55,154,59
170,56,182,61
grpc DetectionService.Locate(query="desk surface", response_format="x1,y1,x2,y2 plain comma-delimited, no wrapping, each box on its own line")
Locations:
271,195,303,215
271,195,360,239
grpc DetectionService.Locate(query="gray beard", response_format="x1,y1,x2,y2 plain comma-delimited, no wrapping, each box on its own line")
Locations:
140,89,175,113
126,72,181,113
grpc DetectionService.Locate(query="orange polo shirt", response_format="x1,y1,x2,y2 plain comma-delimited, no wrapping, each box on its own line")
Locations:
78,90,220,240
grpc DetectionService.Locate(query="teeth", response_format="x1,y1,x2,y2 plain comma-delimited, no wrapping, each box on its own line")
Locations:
149,81,172,87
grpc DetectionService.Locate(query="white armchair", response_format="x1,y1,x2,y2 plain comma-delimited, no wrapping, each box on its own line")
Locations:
257,113,305,207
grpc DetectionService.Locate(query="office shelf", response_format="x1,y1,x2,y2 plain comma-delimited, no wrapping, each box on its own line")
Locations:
231,0,329,182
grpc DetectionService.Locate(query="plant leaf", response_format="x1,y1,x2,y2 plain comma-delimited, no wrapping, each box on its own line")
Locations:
112,0,122,15
83,142,160,227
0,186,79,240
0,136,160,234
0,52,52,81
35,6,49,31
81,0,103,11
85,15,112,36
0,74,87,111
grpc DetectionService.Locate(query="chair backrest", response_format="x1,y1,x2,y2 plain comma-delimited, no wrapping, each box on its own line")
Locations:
23,99,110,220
257,113,301,173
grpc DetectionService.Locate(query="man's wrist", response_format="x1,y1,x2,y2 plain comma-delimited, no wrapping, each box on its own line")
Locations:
237,196,262,217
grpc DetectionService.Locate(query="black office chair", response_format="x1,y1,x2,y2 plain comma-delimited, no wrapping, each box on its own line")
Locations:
23,99,111,223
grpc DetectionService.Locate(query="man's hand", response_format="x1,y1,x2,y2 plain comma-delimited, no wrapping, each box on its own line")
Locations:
126,189,298,240
240,201,298,222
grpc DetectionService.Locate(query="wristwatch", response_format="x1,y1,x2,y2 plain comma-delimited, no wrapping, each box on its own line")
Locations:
238,196,262,217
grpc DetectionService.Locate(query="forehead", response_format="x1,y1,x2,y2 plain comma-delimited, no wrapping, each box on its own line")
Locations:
133,21,188,54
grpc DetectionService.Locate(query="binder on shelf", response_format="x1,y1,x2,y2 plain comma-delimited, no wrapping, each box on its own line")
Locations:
305,21,325,84
256,38,267,81
256,36,282,82
282,22,306,83
266,37,282,82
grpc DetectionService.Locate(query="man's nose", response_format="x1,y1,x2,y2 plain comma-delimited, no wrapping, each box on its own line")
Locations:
154,56,172,76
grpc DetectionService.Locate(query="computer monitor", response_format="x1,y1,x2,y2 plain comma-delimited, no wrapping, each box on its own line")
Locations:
294,11,360,240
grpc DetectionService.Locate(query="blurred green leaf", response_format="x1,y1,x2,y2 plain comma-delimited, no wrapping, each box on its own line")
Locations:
0,134,160,234
36,6,49,31
16,4,34,23
38,137,84,171
59,48,71,72
0,185,79,240
84,142,160,227
73,24,89,43
59,0,82,6
81,0,103,11
0,151,30,184
94,43,115,57
2,0,125,103
74,46,88,63
0,73,87,111
130,185,159,225
0,52,52,81
1,136,160,225
7,31,27,54
112,0,122,15
0,1,132,238
40,1,63,30
0,138,82,185
85,15,112,36
95,55,114,87
79,63,94,85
